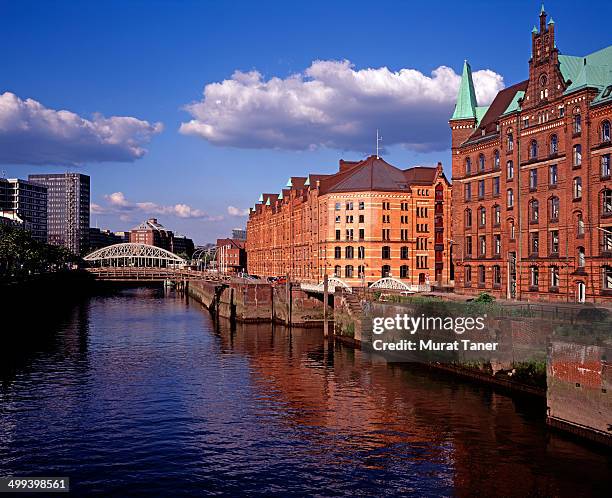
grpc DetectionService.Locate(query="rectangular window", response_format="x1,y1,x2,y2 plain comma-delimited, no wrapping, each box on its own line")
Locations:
478,180,485,199
530,232,539,255
359,201,365,210
549,164,558,185
401,229,409,241
550,230,559,254
382,228,390,241
358,214,364,223
494,234,501,255
493,177,500,196
346,229,354,241
335,229,341,241
465,183,472,201
602,154,611,178
479,235,486,257
359,228,365,240
529,169,538,190
478,265,486,286
382,201,390,210
335,202,341,211
465,266,472,285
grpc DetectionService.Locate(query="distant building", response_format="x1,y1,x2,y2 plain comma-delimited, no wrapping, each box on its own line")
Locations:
231,228,247,240
88,228,123,251
28,173,90,255
129,218,173,251
114,231,130,243
216,238,247,273
0,210,27,230
0,178,47,242
172,235,195,258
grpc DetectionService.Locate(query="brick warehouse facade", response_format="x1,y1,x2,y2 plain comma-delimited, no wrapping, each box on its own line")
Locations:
450,7,612,303
246,155,452,287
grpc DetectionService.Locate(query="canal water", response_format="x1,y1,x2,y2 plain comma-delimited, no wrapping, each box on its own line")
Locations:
0,287,610,496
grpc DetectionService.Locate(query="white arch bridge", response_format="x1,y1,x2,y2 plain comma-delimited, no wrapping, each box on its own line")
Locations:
300,277,431,294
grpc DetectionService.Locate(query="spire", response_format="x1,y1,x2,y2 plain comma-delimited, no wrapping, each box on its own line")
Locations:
451,60,478,121
532,25,538,34
548,17,555,25
540,3,545,14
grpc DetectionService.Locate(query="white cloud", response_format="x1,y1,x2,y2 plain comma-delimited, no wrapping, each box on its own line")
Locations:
227,205,249,216
97,191,222,221
0,92,163,165
179,60,504,152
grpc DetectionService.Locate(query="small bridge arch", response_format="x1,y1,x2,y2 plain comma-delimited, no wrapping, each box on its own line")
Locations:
300,276,352,294
369,277,411,291
83,243,186,268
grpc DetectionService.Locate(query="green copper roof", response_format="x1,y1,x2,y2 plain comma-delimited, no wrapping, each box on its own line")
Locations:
285,178,293,187
265,198,271,206
278,191,284,200
532,25,538,34
451,60,478,121
559,45,612,99
540,3,545,14
304,177,310,186
258,194,264,202
548,17,555,25
501,90,525,116
475,106,489,126
565,64,610,93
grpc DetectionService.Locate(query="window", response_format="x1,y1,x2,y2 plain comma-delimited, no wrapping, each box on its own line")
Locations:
335,229,341,241
359,214,365,223
345,265,354,278
358,246,365,259
549,164,558,185
550,230,559,254
335,215,341,223
507,189,514,208
550,134,558,154
359,228,365,240
604,265,612,290
465,236,473,257
334,265,341,277
507,160,514,180
382,214,390,223
578,247,586,268
382,201,390,210
509,220,516,240
573,144,582,167
401,229,409,241
603,121,611,142
479,206,486,227
530,140,538,159
465,265,472,285
572,177,582,200
601,154,611,178
465,183,472,201
358,265,365,278
416,237,428,250
416,256,428,269
493,177,500,196
479,235,486,256
530,232,539,255
603,189,612,215
382,228,390,240
530,266,539,287
334,246,341,259
381,265,391,278
507,131,514,151
346,201,353,210
493,265,502,286
345,246,354,259
465,157,472,175
529,169,538,190
478,180,485,199
550,196,560,221
465,208,472,228
400,246,409,260
400,265,409,278
494,150,500,170
493,205,501,226
577,213,585,237
359,201,365,210
494,234,501,255
478,154,485,172
346,215,353,223
478,265,486,286
602,228,612,253
335,202,341,211
550,266,560,288
573,112,582,134
346,229,354,240
530,200,539,223
382,246,391,259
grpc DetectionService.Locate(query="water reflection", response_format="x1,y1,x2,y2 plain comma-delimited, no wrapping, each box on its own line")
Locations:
0,287,609,496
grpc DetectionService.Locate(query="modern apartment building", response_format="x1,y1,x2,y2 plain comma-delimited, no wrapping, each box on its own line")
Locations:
0,177,48,242
28,173,90,255
450,7,612,303
246,155,452,287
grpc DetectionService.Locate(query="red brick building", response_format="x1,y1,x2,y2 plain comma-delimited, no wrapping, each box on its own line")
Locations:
216,238,247,274
450,7,612,303
246,155,452,287
129,218,173,251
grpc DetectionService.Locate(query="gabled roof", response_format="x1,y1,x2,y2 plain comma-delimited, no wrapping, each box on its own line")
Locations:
451,61,479,121
559,45,612,98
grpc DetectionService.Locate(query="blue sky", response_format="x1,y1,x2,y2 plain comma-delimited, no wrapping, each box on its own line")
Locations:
2,0,611,244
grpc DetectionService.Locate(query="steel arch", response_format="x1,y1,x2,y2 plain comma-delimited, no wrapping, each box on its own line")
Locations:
369,277,411,290
84,243,186,267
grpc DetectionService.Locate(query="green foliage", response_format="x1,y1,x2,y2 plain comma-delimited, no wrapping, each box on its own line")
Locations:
0,224,77,279
473,292,495,303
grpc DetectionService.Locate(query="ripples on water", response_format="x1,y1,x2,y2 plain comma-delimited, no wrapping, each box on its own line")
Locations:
0,287,610,496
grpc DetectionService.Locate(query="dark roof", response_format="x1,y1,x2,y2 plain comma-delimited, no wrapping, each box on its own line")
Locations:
216,238,245,250
465,80,528,144
403,166,438,184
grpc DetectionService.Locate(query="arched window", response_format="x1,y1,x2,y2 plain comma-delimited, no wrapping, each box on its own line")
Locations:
357,246,365,259
345,246,354,259
334,265,341,277
400,265,409,278
494,150,500,170
577,212,585,236
464,265,472,285
530,199,539,222
465,208,472,228
479,206,486,226
507,188,514,208
549,196,560,221
345,265,354,278
465,157,472,175
573,177,582,200
550,134,558,154
530,266,539,287
573,144,582,167
493,205,501,226
573,110,582,134
577,247,586,268
509,219,516,239
382,246,391,259
400,246,409,260
507,160,514,179
603,189,612,215
602,120,611,142
507,130,514,151
334,246,341,259
530,139,538,159
358,265,365,277
478,153,485,172
381,265,391,278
